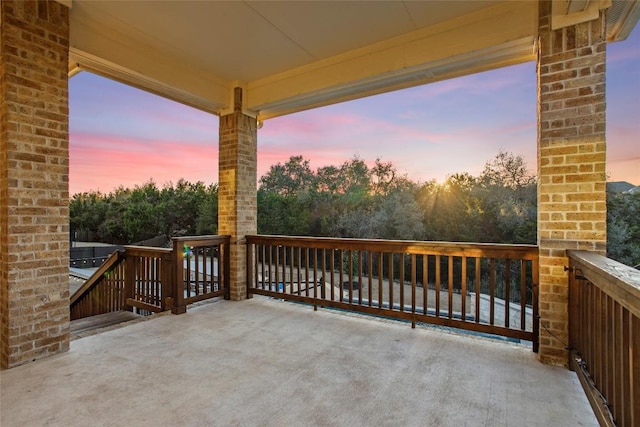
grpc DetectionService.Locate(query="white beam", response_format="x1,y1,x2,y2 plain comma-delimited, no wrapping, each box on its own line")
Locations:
552,0,611,30
69,12,230,114
247,1,538,120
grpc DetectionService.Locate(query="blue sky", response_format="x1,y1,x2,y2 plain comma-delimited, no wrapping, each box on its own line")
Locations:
69,26,639,195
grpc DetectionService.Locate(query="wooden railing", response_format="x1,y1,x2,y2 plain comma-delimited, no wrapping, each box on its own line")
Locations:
70,249,127,320
171,235,230,314
246,235,539,350
123,246,173,314
568,251,640,427
70,236,231,319
70,246,173,320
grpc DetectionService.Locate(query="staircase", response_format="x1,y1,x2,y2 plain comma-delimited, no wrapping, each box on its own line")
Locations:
70,311,144,340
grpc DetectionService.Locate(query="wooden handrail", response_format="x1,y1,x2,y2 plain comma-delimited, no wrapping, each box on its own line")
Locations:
172,235,230,247
171,235,231,314
568,250,640,318
71,237,231,320
246,235,538,259
246,235,539,350
71,246,173,319
122,245,172,259
568,250,640,427
123,245,175,313
70,249,124,306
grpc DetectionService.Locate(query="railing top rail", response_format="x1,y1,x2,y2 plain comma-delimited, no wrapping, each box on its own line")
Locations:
568,250,640,318
172,235,231,246
246,235,538,259
123,245,173,259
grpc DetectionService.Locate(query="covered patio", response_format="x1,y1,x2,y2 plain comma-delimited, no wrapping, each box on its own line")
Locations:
2,1,640,425
1,297,597,426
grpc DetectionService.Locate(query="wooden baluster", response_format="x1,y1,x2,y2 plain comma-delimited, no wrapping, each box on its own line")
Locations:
388,253,394,310
448,256,453,319
461,256,467,322
423,255,429,317
520,260,527,331
399,253,404,312
489,258,495,325
435,255,440,318
475,258,481,324
505,258,511,329
411,254,416,328
631,315,639,427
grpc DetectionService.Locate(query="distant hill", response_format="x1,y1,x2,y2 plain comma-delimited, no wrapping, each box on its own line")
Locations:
607,181,637,193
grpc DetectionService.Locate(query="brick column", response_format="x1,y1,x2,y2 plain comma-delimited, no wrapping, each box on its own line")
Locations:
0,1,70,368
218,88,257,301
536,1,607,366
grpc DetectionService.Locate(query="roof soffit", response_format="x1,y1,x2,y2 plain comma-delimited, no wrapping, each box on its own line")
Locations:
247,1,538,118
67,0,639,119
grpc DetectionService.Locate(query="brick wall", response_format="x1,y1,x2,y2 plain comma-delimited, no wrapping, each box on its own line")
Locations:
218,89,257,301
537,1,607,366
1,0,70,368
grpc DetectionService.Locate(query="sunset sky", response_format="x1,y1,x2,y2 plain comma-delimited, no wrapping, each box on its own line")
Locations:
69,26,639,196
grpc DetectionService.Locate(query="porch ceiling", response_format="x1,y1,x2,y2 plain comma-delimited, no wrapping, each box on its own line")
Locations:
66,0,639,119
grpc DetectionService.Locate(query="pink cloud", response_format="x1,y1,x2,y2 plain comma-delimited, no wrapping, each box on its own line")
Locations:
70,134,219,194
256,103,541,186
263,110,447,148
607,156,640,184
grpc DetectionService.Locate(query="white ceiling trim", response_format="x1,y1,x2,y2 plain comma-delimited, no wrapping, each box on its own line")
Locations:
247,2,537,119
607,0,640,41
250,37,536,120
65,0,637,120
69,48,229,115
552,0,612,29
69,8,231,114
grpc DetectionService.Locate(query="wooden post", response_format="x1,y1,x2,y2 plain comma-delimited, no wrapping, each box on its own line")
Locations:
124,255,135,312
568,263,580,357
161,255,174,311
224,240,231,300
172,238,187,314
245,241,254,299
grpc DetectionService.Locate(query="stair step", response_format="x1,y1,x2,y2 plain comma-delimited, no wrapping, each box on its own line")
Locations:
70,311,143,339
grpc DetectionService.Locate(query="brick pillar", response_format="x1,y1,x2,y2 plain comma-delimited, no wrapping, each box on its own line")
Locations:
218,88,257,301
1,0,70,368
536,1,607,366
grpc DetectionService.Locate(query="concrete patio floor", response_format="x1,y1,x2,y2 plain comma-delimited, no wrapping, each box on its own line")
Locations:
1,298,597,427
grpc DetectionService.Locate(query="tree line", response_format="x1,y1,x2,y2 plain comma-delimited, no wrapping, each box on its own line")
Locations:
69,151,640,267
70,179,218,244
257,151,537,243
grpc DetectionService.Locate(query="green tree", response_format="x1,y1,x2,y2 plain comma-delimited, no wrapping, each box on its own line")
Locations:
607,190,640,267
479,150,535,189
259,155,315,195
70,191,108,242
418,174,482,242
337,189,424,240
69,151,555,251
369,158,397,196
158,179,208,237
195,184,219,235
475,151,537,243
257,190,310,235
338,156,370,197
122,181,162,242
